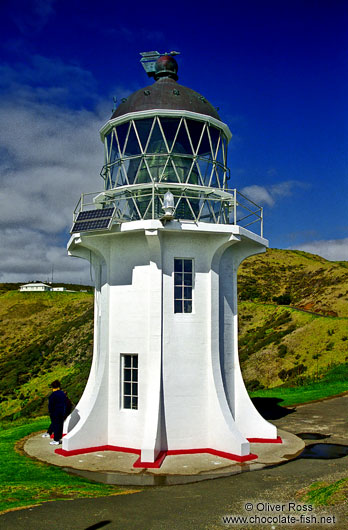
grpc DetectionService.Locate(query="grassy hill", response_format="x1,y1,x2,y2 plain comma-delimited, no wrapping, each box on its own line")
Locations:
237,248,348,389
0,289,94,420
238,248,348,317
0,248,347,420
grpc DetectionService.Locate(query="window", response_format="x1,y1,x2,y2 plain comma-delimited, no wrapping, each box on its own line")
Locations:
121,354,138,409
174,258,193,313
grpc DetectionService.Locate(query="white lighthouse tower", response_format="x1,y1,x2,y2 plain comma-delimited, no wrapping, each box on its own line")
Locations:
61,53,278,467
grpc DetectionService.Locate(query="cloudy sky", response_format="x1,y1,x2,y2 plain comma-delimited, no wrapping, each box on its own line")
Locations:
0,0,347,283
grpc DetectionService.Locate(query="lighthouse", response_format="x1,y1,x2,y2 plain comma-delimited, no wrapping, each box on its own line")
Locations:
61,53,278,467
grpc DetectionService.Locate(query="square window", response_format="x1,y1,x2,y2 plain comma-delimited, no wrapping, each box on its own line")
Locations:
123,395,131,409
183,260,192,272
124,369,132,382
184,286,192,299
174,272,183,285
174,286,182,299
174,259,183,272
183,274,192,286
184,300,192,313
174,299,183,313
124,356,132,368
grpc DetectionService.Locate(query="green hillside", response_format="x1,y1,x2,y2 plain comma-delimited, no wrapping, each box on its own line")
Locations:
238,248,348,317
238,248,348,389
0,248,347,420
0,290,94,420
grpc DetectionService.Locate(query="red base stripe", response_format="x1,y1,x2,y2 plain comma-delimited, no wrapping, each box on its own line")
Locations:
55,445,140,457
55,444,258,467
247,436,282,444
166,448,258,462
133,450,167,468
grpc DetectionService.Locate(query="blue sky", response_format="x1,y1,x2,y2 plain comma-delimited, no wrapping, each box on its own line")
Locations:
0,0,347,283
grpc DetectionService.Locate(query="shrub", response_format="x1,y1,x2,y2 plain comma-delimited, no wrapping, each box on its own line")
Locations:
246,379,265,391
272,293,292,305
277,344,288,358
278,364,307,383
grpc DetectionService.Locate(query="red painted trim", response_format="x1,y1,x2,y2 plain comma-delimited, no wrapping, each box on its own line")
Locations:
247,436,282,444
133,450,167,468
167,448,258,462
54,445,258,466
55,444,140,457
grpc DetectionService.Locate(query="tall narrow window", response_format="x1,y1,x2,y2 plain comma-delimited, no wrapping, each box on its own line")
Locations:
174,258,193,313
121,354,138,409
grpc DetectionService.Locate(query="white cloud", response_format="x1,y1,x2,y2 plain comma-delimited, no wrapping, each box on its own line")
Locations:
0,55,109,283
240,185,274,206
290,238,348,262
0,229,90,283
0,101,105,233
241,180,302,206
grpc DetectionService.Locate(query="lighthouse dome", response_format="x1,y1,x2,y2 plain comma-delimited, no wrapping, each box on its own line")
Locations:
97,54,232,222
111,56,221,121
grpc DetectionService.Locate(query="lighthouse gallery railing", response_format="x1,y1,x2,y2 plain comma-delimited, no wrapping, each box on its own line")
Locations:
72,183,263,237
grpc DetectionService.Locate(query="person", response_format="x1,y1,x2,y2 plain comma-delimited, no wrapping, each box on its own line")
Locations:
43,380,66,445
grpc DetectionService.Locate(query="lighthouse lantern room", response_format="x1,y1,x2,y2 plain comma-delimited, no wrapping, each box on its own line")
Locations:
62,52,277,466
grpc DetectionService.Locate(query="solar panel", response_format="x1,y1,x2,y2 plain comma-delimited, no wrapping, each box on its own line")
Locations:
71,207,115,233
76,208,115,221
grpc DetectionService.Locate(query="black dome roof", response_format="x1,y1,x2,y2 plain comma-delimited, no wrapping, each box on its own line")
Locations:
111,77,221,121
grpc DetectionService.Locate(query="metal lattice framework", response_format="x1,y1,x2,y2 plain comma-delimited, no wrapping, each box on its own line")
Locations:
101,116,228,190
71,114,263,237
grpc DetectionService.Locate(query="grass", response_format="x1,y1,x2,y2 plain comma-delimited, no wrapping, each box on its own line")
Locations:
0,417,136,514
250,363,348,406
299,478,348,505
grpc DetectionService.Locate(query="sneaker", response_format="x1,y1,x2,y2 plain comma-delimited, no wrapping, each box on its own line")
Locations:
42,433,50,438
50,440,61,445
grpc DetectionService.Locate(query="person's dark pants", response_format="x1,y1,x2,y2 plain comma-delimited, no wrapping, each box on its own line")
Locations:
51,413,64,442
47,415,53,435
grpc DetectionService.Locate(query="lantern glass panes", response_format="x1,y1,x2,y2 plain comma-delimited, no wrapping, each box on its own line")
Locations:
106,117,227,190
135,118,153,151
103,116,228,223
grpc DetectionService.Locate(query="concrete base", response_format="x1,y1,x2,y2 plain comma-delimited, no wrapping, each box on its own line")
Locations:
23,428,304,486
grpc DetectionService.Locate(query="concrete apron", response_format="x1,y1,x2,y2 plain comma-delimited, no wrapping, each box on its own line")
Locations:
23,428,304,486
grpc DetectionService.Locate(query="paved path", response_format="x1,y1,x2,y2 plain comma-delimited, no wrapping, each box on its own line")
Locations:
1,396,347,530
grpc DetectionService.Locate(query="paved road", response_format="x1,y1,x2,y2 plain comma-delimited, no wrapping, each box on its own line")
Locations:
1,396,347,530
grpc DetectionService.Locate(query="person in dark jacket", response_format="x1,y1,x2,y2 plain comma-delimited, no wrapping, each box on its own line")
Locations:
47,380,66,445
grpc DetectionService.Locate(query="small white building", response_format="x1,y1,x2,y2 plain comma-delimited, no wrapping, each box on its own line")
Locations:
52,287,67,292
19,283,51,292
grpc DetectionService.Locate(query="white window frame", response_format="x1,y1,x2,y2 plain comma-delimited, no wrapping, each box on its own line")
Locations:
174,258,194,314
121,354,138,410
